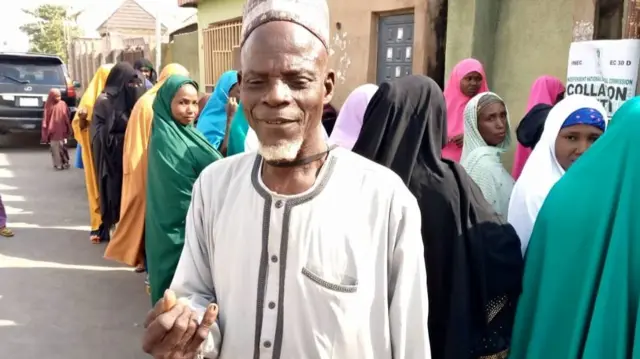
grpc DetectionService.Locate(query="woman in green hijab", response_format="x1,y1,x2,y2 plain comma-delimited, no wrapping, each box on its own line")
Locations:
509,97,640,359
145,75,222,305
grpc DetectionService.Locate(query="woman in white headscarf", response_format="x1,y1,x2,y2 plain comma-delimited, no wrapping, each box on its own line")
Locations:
461,92,513,219
329,84,378,149
508,95,608,255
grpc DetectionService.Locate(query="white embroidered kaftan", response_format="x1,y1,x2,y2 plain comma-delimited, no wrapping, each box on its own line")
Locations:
170,147,431,358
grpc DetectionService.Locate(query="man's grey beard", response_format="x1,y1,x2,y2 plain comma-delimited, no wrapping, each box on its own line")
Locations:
258,137,304,162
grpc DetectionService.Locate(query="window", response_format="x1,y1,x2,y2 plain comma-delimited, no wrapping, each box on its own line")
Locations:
0,59,64,86
202,18,242,91
594,0,624,39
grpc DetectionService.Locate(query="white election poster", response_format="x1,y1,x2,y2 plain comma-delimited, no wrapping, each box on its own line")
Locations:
566,39,640,117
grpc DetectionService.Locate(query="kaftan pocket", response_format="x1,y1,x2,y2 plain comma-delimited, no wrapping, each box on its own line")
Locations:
301,266,358,293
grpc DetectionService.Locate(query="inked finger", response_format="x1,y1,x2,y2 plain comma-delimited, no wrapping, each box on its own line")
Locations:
186,304,218,352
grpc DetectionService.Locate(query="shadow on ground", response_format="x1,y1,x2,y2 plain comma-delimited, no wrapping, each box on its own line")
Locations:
0,266,149,359
0,227,150,359
0,147,149,359
1,227,124,268
0,145,87,229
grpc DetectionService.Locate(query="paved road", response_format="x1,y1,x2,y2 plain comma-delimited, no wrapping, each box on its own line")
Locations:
0,134,149,359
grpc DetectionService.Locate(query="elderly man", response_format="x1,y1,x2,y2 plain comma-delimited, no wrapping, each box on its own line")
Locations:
141,0,430,358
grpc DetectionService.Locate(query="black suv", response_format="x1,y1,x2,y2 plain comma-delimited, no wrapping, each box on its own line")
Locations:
0,53,79,136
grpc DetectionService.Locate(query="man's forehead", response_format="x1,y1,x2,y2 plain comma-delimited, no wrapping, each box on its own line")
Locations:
241,50,321,75
240,0,330,50
241,23,325,70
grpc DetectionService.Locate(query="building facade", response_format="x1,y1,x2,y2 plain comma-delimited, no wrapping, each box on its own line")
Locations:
326,0,445,106
180,0,244,91
181,0,638,146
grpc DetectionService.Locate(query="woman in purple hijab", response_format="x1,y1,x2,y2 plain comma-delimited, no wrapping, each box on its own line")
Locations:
0,194,13,237
329,84,378,150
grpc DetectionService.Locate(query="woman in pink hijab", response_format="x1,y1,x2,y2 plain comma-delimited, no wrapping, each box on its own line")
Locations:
511,75,565,179
329,84,378,150
443,58,489,161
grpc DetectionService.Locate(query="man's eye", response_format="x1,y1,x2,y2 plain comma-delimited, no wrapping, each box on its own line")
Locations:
291,78,311,87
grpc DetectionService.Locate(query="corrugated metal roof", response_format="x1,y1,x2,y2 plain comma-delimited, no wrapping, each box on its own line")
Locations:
135,0,196,29
97,0,166,32
167,13,197,35
95,0,196,33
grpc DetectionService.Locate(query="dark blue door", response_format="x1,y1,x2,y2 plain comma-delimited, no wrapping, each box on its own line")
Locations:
376,14,414,84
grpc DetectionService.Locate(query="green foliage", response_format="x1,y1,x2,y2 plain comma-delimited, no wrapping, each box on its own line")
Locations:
19,4,83,62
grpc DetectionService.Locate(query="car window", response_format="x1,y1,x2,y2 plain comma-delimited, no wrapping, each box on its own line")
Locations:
0,59,64,86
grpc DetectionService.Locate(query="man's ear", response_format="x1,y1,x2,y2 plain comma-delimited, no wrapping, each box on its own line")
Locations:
323,70,335,105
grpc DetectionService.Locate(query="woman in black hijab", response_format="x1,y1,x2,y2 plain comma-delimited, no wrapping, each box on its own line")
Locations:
515,103,553,149
352,75,524,359
321,103,338,135
134,58,157,84
90,62,146,243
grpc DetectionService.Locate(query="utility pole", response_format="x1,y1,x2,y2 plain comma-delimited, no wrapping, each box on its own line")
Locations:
626,0,639,38
155,5,162,70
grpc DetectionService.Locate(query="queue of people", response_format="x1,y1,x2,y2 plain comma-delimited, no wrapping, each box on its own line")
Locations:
51,0,636,357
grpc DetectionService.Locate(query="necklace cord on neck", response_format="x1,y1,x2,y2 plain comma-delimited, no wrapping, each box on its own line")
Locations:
265,144,338,168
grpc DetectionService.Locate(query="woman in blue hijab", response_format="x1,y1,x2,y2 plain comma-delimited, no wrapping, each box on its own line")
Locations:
196,70,239,148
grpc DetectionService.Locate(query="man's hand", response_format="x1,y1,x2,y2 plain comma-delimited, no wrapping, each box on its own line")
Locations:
78,108,89,130
142,290,219,359
450,134,464,148
225,97,238,121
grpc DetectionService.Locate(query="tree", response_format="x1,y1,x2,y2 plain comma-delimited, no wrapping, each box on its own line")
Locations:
19,4,83,62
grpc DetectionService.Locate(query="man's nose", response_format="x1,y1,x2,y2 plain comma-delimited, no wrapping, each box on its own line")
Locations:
263,80,292,106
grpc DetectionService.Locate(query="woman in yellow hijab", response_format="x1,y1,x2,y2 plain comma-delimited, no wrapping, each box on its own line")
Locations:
105,63,189,272
72,64,114,244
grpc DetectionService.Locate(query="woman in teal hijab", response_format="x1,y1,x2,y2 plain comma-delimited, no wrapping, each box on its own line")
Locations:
145,74,222,305
196,70,238,148
224,103,249,156
509,97,640,359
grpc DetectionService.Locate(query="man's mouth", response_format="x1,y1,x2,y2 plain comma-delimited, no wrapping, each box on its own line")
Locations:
263,119,296,125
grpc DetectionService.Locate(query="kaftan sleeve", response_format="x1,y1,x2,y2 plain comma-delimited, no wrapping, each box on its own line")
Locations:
387,186,431,358
170,177,222,358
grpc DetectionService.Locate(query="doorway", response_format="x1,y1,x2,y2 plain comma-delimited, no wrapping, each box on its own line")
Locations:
376,14,415,84
594,0,625,39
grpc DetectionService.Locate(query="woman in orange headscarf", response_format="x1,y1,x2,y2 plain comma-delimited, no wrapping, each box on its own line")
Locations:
72,64,114,243
105,63,189,271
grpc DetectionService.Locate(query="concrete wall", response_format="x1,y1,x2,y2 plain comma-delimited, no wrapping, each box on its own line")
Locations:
445,0,574,169
492,0,573,154
327,0,430,107
196,0,244,88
